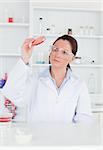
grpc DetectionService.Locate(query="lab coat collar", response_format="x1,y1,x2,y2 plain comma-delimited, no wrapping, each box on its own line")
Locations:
38,67,72,81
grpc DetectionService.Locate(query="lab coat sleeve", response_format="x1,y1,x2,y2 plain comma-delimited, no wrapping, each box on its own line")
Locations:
1,58,32,106
73,81,93,123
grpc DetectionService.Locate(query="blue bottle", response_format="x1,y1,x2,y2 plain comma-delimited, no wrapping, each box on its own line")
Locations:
0,73,7,88
0,79,6,88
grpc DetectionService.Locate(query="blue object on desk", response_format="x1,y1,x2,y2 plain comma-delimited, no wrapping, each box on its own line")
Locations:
0,79,6,88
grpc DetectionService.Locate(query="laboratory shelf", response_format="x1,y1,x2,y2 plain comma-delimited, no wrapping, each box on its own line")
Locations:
0,23,29,27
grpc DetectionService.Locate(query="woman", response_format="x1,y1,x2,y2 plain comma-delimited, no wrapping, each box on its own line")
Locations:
1,35,92,123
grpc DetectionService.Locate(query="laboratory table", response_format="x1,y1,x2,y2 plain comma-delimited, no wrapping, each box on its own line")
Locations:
0,121,102,146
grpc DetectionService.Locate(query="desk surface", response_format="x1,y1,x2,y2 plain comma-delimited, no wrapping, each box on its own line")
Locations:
0,122,102,146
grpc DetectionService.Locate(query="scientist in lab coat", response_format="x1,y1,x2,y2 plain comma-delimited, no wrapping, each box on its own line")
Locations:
1,35,92,123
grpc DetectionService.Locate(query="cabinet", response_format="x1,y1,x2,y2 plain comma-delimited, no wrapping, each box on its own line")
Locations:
0,1,29,76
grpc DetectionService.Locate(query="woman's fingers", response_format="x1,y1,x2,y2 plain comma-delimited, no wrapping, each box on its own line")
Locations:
23,38,34,49
24,38,34,43
29,39,35,48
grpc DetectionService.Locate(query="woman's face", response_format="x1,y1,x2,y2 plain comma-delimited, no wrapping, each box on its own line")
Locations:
50,39,74,68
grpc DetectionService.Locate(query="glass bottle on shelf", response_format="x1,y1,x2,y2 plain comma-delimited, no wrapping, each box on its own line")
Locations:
39,17,43,34
0,73,8,88
79,26,84,35
0,57,8,88
7,10,14,23
88,73,96,94
73,56,82,64
36,52,45,64
89,26,94,35
68,28,72,35
85,26,89,35
4,9,8,23
51,24,55,34
46,28,51,34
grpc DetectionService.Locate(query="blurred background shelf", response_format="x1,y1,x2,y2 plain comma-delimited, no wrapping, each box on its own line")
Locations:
0,22,29,27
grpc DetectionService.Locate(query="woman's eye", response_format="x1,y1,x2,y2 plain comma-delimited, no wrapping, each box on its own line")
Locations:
63,51,67,54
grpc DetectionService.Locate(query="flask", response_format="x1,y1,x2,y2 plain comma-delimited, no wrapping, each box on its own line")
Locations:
0,93,12,122
88,73,96,94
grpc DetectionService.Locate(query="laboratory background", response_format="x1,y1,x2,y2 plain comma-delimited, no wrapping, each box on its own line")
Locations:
0,0,103,147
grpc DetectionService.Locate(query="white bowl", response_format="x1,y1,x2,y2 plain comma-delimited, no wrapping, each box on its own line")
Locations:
15,134,32,144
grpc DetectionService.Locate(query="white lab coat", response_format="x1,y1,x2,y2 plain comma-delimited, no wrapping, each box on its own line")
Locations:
1,59,92,123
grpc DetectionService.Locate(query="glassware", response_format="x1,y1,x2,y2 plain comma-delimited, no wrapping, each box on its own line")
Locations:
0,93,12,122
13,105,27,122
4,9,8,23
89,26,94,35
51,24,55,34
46,28,51,34
15,126,32,144
68,28,72,35
79,26,84,35
85,26,89,35
88,73,96,94
74,56,82,64
39,17,43,34
0,121,12,145
36,52,45,64
7,10,14,23
0,73,8,88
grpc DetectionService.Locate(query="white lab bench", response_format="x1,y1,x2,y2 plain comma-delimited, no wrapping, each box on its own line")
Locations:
0,121,102,146
0,101,103,147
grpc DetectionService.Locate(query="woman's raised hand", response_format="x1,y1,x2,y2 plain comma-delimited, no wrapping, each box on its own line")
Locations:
21,36,46,64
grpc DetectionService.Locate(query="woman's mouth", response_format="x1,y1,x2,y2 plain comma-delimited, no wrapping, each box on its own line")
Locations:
53,59,60,63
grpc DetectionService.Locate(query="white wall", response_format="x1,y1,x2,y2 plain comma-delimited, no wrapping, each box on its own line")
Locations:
30,0,101,11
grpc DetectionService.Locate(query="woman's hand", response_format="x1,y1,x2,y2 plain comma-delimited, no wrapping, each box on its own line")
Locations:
21,36,46,64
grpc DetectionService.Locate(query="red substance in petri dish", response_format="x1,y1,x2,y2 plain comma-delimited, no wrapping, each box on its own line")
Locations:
32,36,46,46
0,117,12,122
